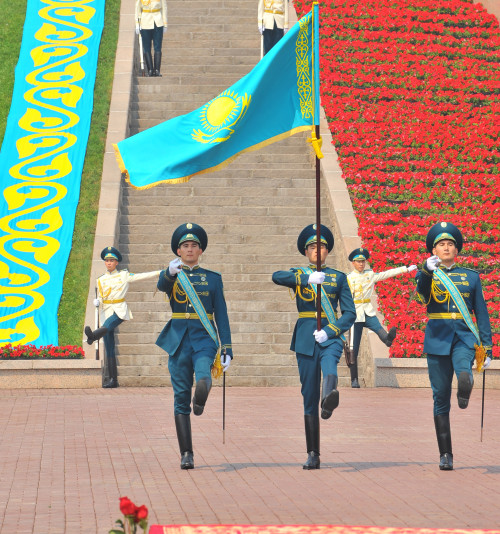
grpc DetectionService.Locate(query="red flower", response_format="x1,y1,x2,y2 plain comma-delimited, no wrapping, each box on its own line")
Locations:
119,496,137,517
135,505,148,523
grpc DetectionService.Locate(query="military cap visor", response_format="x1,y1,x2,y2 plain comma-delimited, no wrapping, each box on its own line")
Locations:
101,246,122,262
426,222,463,253
297,224,334,255
171,223,208,255
348,248,370,262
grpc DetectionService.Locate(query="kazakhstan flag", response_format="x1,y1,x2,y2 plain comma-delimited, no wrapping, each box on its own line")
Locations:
114,7,320,189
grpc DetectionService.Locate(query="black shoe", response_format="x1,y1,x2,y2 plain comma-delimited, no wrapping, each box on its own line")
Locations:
439,452,453,470
321,389,339,419
153,69,162,77
351,378,360,388
103,379,119,389
180,451,194,470
85,326,93,344
303,452,320,470
192,378,210,416
386,327,397,347
457,371,473,409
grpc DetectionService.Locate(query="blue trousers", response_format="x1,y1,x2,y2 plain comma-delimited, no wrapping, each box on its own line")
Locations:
263,21,284,55
427,336,475,416
140,23,163,54
102,313,124,381
168,334,215,415
296,341,343,416
352,315,383,357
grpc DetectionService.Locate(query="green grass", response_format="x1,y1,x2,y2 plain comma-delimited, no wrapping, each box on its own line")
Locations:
0,0,121,346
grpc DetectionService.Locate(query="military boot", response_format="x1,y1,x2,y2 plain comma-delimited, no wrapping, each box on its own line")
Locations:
103,356,119,388
192,377,211,416
321,374,339,420
434,413,453,470
143,51,153,77
85,326,108,345
175,414,194,469
376,327,397,347
457,371,473,409
153,51,162,77
350,358,360,388
303,415,320,470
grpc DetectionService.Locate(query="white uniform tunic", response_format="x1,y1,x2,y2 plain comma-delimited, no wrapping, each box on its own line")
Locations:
347,267,408,323
258,0,289,30
135,0,167,30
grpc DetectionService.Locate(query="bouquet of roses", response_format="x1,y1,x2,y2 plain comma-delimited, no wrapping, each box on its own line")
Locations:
110,497,148,534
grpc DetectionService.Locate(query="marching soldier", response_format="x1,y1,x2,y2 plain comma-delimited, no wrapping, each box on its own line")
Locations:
135,0,167,77
156,223,233,470
258,0,289,56
272,224,355,470
347,248,417,388
416,222,493,471
85,247,160,388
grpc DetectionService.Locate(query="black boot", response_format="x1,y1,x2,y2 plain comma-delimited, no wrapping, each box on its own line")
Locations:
376,327,397,347
303,415,320,470
192,377,211,416
350,358,360,388
103,356,119,388
434,414,453,470
457,371,473,409
321,374,339,420
143,51,153,77
153,51,162,77
175,414,194,469
85,326,108,345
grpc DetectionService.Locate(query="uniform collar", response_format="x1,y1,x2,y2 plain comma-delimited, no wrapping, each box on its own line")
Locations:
440,262,456,272
308,263,326,269
182,264,200,272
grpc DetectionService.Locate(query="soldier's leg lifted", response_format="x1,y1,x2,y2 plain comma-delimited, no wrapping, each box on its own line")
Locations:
320,374,339,420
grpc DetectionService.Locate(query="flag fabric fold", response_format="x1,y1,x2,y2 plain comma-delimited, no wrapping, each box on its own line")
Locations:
114,8,318,189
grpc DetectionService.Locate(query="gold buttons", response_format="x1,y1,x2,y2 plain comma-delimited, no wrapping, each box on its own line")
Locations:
185,313,190,319
451,313,457,320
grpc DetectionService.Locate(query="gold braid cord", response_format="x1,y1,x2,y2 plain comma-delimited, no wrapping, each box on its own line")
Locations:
475,344,486,373
211,352,223,379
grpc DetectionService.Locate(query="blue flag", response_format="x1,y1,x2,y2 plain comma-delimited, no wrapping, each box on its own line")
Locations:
114,7,320,189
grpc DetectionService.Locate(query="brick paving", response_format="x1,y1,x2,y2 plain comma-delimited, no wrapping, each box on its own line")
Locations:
0,386,499,533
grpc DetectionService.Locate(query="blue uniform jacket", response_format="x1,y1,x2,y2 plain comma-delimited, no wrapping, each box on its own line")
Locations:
156,265,233,358
272,266,356,356
416,263,492,356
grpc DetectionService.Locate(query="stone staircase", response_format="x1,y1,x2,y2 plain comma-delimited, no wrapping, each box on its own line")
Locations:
115,0,353,387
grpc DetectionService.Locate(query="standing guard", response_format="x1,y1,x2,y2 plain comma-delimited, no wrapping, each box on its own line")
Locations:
156,223,233,470
416,222,493,470
347,248,417,388
135,0,167,77
258,0,289,56
272,224,355,470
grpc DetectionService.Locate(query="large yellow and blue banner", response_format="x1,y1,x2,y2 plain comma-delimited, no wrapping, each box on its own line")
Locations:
115,6,320,189
0,0,104,346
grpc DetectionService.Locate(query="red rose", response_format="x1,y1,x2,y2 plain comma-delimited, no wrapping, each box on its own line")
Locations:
119,496,137,516
135,505,148,522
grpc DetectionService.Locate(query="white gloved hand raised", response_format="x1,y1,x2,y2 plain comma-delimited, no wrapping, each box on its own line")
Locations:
168,258,182,276
483,356,492,370
407,265,417,272
258,24,264,34
426,255,441,271
93,298,100,307
308,271,325,285
221,354,231,373
313,329,328,343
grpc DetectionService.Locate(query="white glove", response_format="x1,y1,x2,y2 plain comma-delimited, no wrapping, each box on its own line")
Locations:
407,265,417,272
283,28,289,34
308,271,325,285
93,298,100,307
163,26,167,34
135,25,140,35
483,357,492,370
168,258,182,276
258,24,264,34
221,354,231,372
426,255,441,271
313,329,328,343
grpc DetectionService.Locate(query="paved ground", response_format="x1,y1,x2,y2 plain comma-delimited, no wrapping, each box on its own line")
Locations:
0,385,499,533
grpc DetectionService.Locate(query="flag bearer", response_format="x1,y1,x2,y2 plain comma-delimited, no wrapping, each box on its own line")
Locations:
416,222,493,471
258,0,289,55
156,223,233,470
272,224,355,470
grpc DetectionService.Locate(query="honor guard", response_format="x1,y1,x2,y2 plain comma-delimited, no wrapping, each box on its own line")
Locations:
85,247,160,388
135,0,167,77
258,0,289,55
272,224,356,470
416,222,493,471
347,248,417,388
156,223,233,470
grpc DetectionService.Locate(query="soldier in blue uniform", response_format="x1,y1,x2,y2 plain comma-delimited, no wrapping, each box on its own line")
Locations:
156,223,233,470
272,224,356,469
416,222,493,471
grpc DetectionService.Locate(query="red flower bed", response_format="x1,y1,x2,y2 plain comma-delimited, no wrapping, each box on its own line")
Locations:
294,0,500,357
0,344,85,359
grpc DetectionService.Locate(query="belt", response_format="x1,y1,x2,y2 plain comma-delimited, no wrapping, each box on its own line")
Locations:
264,9,284,14
354,299,371,304
428,313,464,320
299,312,327,319
172,312,214,320
103,299,125,304
142,8,160,12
